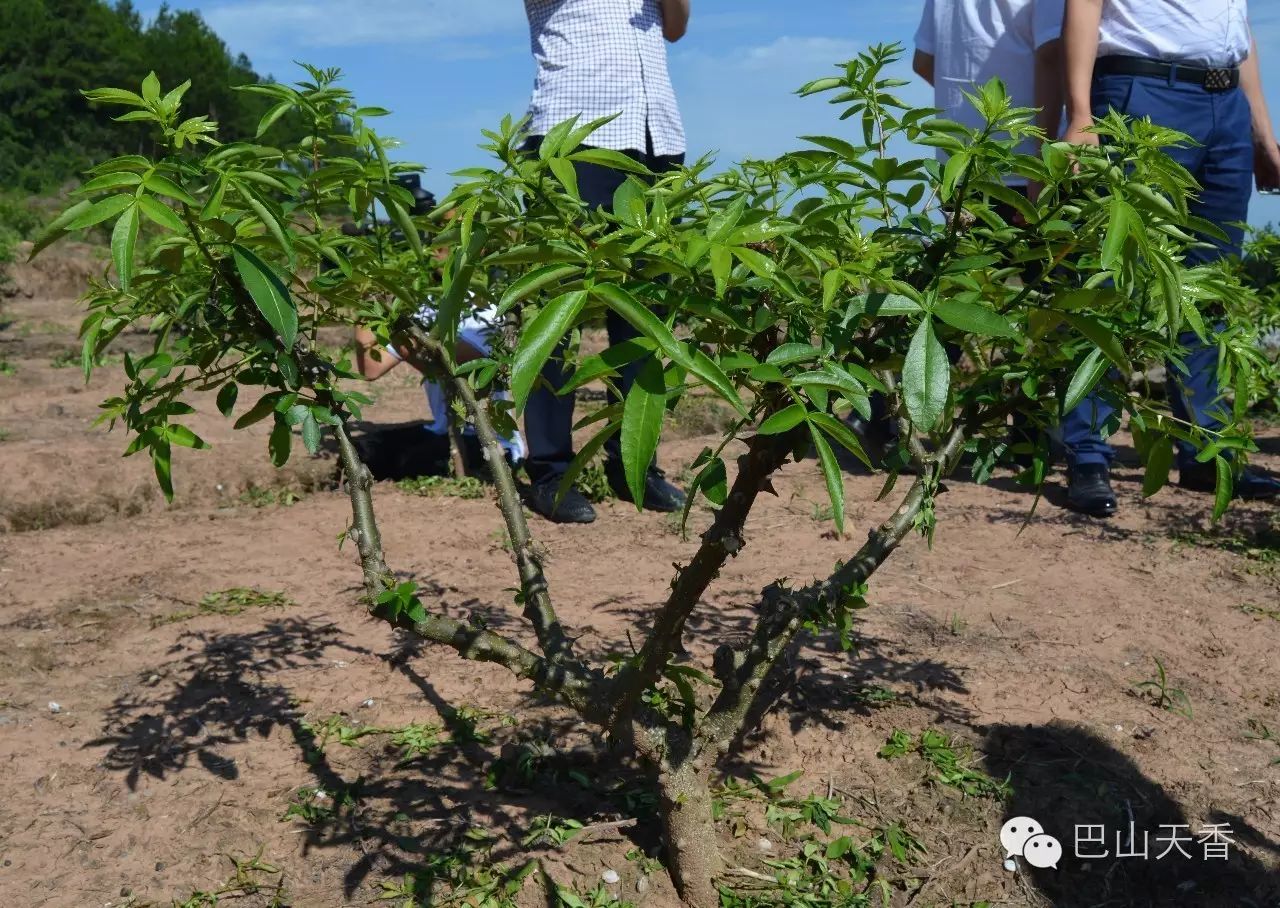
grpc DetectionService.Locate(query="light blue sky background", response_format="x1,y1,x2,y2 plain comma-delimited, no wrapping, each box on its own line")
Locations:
134,0,1280,225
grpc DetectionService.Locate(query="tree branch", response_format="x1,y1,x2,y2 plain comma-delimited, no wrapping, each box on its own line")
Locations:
608,431,798,728
401,325,582,670
333,417,604,718
699,426,967,756
333,420,394,596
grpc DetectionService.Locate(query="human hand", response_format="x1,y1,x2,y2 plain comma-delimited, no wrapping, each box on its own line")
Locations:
1063,118,1099,148
1256,137,1280,193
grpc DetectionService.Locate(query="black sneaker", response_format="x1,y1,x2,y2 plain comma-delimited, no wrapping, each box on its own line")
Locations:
1178,461,1280,501
1065,462,1117,518
526,475,596,524
605,460,686,512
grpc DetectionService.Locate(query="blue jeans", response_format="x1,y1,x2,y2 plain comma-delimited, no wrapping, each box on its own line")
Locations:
1061,72,1254,468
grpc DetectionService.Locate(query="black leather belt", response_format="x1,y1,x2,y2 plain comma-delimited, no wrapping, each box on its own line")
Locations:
1095,55,1240,92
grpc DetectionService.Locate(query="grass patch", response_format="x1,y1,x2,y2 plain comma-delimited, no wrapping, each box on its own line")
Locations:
879,729,1012,799
1169,519,1280,568
154,851,288,908
152,588,293,627
666,393,737,439
1236,602,1280,622
396,474,486,500
0,358,15,376
239,486,304,508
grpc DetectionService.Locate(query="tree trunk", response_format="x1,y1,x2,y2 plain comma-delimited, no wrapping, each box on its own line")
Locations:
656,758,722,908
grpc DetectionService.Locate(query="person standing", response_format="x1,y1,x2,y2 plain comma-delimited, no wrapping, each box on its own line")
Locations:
859,0,1063,468
1059,0,1280,516
520,0,691,524
914,0,1066,175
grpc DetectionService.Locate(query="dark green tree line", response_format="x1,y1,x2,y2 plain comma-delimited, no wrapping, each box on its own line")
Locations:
0,0,302,193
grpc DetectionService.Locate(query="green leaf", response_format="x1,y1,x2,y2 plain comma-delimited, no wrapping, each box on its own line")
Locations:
216,383,239,418
1101,196,1136,270
257,99,294,137
167,425,208,449
1063,348,1108,413
902,318,949,431
808,411,872,469
556,421,620,509
862,292,921,316
269,415,292,467
152,439,173,501
232,244,298,349
757,403,807,435
301,413,322,455
567,147,652,175
137,195,185,233
932,298,1017,337
594,283,747,417
144,172,198,206
766,343,822,367
1212,456,1232,521
498,264,581,314
510,290,588,412
1062,313,1131,374
77,172,143,194
1142,436,1173,498
237,183,294,263
66,194,134,231
548,157,580,200
110,203,139,292
29,199,92,257
809,421,845,533
141,71,161,105
612,179,646,226
620,357,668,510
233,392,283,429
383,195,423,260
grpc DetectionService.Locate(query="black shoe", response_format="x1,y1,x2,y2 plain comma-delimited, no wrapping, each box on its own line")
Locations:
1178,461,1280,501
605,460,686,512
526,475,596,524
1065,463,1117,518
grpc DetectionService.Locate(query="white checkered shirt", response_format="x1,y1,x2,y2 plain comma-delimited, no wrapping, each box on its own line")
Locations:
523,0,686,157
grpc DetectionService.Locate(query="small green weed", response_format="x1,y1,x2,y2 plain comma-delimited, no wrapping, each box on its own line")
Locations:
557,883,635,908
282,782,361,826
152,588,292,627
576,460,618,504
396,474,487,499
1169,524,1280,570
1236,603,1280,622
240,486,304,508
170,850,288,908
1130,657,1193,718
879,729,1012,799
50,348,119,370
0,359,15,376
625,847,665,876
520,814,584,848
1244,719,1280,765
850,685,897,708
377,830,534,908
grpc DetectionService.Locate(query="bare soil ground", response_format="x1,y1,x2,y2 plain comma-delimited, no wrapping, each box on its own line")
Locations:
1,258,1278,908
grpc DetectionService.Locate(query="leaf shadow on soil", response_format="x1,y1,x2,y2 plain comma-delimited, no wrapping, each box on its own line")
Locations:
84,576,980,901
985,721,1280,908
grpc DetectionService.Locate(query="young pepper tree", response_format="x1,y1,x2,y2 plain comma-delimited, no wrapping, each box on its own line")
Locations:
37,46,1259,905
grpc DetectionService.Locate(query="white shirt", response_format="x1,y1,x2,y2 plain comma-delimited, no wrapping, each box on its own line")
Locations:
524,0,686,157
1097,0,1251,68
916,0,1064,170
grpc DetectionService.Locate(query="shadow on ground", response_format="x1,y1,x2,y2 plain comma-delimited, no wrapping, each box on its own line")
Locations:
986,722,1280,908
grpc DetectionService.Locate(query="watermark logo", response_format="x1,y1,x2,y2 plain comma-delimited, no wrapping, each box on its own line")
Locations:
999,817,1236,872
1001,817,1062,870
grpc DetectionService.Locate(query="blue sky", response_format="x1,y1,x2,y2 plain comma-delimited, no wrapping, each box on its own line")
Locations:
134,0,1280,226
